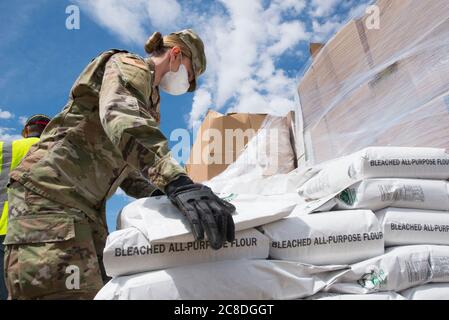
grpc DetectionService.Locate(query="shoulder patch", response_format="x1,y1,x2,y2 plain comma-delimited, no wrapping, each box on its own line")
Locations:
120,56,149,71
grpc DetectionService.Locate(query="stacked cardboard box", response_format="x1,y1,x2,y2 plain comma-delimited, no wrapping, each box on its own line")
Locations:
297,0,449,165
186,110,296,182
186,110,267,182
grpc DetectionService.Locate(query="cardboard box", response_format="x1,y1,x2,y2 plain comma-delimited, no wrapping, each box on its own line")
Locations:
186,110,297,182
186,110,268,182
325,19,373,84
286,111,299,168
306,118,334,164
298,20,372,132
309,43,324,59
364,0,449,66
375,92,449,149
298,67,321,128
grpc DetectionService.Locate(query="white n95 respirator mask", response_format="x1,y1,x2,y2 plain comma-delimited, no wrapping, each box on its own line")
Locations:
159,54,190,95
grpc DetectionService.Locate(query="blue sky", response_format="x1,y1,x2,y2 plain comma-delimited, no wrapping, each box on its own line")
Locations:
0,0,371,231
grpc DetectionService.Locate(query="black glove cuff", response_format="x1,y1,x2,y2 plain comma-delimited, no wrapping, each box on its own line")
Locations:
164,174,194,197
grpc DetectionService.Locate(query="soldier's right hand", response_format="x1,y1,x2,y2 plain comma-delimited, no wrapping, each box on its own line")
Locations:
165,175,236,250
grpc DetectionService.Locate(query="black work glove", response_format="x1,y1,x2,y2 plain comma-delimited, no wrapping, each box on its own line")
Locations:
165,175,236,250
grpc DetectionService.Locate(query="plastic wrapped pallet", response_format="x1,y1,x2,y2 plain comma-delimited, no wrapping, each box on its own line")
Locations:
376,208,449,247
118,193,300,243
205,115,296,195
103,227,269,277
327,245,449,294
296,0,449,165
95,260,348,300
298,147,449,199
260,210,384,265
298,178,449,214
400,283,449,300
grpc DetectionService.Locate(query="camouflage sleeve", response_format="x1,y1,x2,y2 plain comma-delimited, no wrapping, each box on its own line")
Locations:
99,52,186,191
119,170,160,199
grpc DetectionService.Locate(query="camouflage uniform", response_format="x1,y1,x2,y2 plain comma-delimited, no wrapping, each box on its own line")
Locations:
4,181,104,300
4,49,187,299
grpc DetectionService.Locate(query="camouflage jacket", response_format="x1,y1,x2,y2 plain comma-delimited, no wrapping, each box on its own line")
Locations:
10,49,186,223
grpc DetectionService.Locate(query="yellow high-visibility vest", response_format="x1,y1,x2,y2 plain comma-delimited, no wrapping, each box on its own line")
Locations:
0,137,39,235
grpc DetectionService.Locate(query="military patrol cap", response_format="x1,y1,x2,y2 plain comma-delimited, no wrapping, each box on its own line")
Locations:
145,29,206,92
171,29,206,92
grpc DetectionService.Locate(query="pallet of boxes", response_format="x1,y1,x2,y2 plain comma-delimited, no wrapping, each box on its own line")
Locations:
292,0,449,300
95,0,449,300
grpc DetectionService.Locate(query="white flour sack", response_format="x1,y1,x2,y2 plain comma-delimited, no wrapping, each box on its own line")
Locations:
118,193,299,243
206,169,309,196
377,208,449,247
260,210,384,265
95,260,348,300
305,292,406,300
327,245,449,294
308,178,449,213
299,147,449,200
103,227,269,277
400,283,449,300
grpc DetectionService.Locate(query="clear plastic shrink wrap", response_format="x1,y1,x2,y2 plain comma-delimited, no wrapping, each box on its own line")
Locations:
297,0,449,165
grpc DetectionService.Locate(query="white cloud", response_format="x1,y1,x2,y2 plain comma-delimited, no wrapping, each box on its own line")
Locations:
145,0,182,30
0,128,22,142
266,21,309,56
310,0,340,17
0,108,14,120
347,1,372,20
19,116,28,126
75,0,363,128
310,0,373,42
190,88,212,125
75,0,182,44
76,0,310,126
187,0,309,125
75,0,148,44
311,18,344,42
274,0,306,14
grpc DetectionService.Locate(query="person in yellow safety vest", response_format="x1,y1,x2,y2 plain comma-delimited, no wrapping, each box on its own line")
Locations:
0,114,51,300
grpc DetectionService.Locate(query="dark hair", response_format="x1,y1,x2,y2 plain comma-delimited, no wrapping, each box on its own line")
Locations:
145,32,167,56
144,31,192,58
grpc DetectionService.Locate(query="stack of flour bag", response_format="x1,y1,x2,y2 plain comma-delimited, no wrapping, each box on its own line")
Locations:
95,147,449,300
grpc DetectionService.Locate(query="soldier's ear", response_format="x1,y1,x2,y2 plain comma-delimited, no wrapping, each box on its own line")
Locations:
170,47,182,61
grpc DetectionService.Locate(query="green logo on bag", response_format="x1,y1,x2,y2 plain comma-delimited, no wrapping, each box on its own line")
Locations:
358,267,387,289
338,188,357,205
220,193,237,202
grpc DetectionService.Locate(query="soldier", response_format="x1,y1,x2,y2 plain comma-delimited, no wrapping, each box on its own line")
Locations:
4,30,235,300
0,115,51,300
